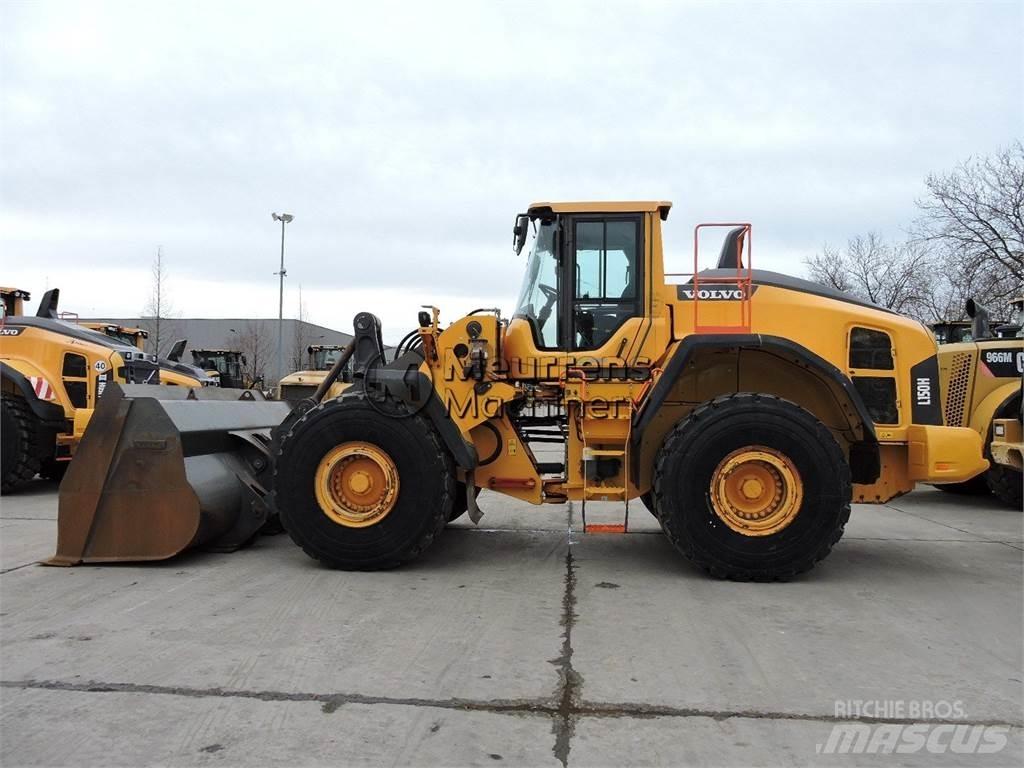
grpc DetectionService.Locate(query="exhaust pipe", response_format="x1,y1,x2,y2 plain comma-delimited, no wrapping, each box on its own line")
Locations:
965,298,993,340
47,383,291,565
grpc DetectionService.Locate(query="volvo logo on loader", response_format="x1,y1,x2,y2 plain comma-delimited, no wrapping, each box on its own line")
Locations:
676,285,760,301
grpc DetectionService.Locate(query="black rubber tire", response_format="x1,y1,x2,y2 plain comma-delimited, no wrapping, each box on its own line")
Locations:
640,492,656,515
933,475,990,495
1,394,41,494
986,465,1022,510
39,458,68,483
653,393,851,581
273,396,454,569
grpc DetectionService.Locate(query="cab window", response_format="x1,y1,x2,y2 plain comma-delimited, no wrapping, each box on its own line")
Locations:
848,327,898,425
572,218,641,350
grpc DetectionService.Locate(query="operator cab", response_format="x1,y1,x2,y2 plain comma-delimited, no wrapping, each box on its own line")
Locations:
507,202,670,374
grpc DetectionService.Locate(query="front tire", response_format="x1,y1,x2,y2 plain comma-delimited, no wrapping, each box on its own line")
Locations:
654,393,851,581
273,397,454,569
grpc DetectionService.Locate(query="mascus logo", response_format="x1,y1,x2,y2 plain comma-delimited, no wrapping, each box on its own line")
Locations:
676,285,759,301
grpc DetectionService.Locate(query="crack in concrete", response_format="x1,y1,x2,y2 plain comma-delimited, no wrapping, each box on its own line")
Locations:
0,679,552,716
846,536,1020,544
550,503,581,767
0,562,39,575
3,679,1019,729
884,502,1024,552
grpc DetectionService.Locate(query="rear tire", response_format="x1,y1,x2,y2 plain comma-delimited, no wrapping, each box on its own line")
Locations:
273,397,453,569
986,465,1022,510
654,393,851,581
1,394,41,494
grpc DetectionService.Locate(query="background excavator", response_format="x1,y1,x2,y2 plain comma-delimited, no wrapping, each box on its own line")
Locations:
51,201,990,580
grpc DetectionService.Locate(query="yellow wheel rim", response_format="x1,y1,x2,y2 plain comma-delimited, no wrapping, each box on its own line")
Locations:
314,442,400,528
710,446,802,536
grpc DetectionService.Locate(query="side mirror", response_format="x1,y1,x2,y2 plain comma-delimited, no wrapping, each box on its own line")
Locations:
242,355,248,366
513,214,530,255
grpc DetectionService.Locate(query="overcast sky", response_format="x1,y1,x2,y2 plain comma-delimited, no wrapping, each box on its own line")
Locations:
2,0,1021,341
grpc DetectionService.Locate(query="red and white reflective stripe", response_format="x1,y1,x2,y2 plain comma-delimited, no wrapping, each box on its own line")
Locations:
27,376,56,401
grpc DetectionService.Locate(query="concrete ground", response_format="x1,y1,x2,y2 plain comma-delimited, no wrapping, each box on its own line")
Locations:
0,482,1021,767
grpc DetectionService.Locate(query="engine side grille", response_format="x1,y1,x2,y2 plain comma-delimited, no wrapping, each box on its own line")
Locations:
943,352,973,427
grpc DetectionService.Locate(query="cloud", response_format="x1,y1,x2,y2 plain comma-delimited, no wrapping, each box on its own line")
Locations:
2,0,1021,335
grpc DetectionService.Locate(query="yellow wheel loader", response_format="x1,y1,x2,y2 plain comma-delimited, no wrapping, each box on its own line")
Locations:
277,344,353,404
934,299,1023,508
53,202,988,579
1,288,161,492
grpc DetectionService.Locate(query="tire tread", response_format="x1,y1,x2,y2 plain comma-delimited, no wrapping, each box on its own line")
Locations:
652,392,851,581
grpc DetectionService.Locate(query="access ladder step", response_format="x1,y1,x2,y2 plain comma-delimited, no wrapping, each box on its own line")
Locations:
584,485,627,501
584,522,627,534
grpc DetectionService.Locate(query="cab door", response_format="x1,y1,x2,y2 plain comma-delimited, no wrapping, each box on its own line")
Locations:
561,215,646,362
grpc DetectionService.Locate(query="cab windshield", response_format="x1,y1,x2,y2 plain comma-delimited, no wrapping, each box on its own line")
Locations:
311,348,342,370
112,330,142,348
514,220,559,347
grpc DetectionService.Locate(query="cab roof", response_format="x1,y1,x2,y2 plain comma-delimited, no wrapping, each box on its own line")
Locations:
528,201,672,220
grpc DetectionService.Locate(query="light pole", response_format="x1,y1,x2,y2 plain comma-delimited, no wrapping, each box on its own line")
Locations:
271,212,294,384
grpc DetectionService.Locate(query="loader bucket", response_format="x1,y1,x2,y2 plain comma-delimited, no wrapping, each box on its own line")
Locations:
47,384,292,565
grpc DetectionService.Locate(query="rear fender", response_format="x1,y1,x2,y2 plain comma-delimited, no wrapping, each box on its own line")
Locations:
630,334,880,488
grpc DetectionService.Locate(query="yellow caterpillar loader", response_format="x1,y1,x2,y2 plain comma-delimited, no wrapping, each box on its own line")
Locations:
54,202,988,579
934,299,1023,508
1,288,161,492
277,344,353,404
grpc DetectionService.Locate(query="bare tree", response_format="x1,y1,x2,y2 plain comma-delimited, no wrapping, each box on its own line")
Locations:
913,141,1024,314
234,320,271,387
291,286,313,371
139,247,181,356
805,232,936,319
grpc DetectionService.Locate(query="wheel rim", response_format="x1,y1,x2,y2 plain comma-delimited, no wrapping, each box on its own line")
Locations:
314,442,400,528
710,446,802,536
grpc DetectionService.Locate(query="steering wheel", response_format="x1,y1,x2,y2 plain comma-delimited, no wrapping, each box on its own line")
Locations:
535,283,558,331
